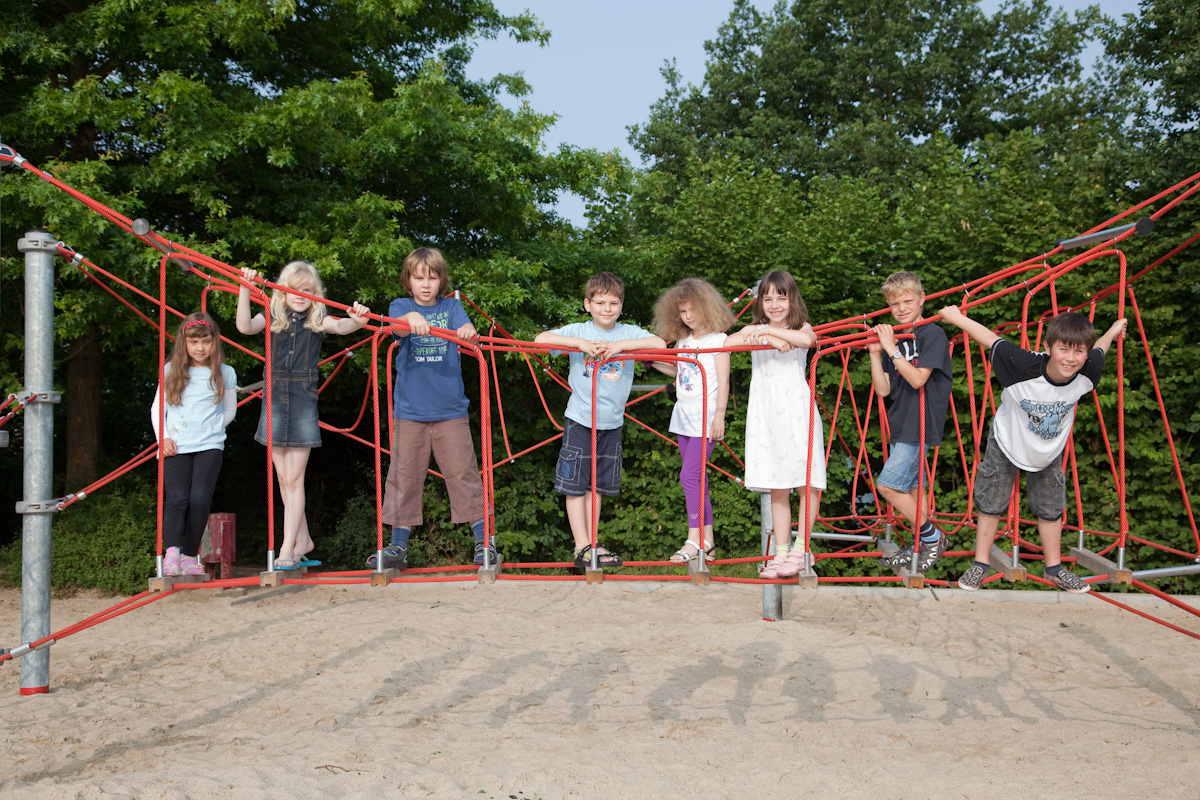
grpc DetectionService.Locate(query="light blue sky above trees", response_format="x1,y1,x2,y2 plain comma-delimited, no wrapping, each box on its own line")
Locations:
466,0,1139,225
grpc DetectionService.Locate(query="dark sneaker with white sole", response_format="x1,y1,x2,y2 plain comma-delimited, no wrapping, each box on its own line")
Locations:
957,564,988,590
474,542,500,567
1049,568,1091,593
883,532,947,573
366,544,407,571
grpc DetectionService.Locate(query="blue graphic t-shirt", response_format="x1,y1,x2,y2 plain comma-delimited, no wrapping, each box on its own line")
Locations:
549,321,654,430
988,338,1105,471
390,296,471,421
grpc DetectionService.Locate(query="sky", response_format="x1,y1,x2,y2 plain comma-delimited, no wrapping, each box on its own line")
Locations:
465,1,1142,226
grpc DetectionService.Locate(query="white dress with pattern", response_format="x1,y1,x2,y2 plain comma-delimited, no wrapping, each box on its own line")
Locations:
743,344,827,491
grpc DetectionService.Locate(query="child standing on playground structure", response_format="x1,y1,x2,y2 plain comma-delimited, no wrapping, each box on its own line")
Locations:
725,270,826,579
535,271,666,570
939,305,1128,592
866,271,954,573
152,312,237,576
237,261,370,569
651,278,735,563
365,247,494,573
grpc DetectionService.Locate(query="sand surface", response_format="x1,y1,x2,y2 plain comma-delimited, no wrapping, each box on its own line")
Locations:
2,582,1199,799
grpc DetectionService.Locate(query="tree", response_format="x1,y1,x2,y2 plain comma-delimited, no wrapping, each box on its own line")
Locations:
631,0,1117,183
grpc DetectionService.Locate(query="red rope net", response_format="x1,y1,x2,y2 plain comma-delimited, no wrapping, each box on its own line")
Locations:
3,146,1199,661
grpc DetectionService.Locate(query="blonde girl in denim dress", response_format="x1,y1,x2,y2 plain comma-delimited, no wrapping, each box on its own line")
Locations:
237,261,370,568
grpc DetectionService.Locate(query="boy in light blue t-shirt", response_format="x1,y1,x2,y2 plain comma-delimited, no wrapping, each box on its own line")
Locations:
534,271,665,569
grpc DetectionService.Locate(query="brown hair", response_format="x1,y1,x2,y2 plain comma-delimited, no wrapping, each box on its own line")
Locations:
269,260,327,333
750,270,809,329
585,271,624,301
164,312,226,406
400,247,452,297
1044,312,1097,351
653,278,735,341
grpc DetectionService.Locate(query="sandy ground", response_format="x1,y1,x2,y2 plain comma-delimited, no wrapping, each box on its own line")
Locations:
1,581,1199,799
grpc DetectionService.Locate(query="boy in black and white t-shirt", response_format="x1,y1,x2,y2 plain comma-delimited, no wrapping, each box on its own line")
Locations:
939,307,1128,592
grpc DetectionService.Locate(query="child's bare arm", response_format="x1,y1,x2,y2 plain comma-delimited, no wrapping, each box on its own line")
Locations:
873,323,934,390
606,335,667,356
939,305,1000,349
456,322,479,341
1095,318,1128,353
651,360,678,376
236,267,267,335
323,302,371,335
535,332,608,357
711,351,731,440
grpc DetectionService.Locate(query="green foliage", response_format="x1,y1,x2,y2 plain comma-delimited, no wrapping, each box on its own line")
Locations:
0,477,156,595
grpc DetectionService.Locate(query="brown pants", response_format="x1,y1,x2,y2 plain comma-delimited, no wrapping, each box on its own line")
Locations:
381,417,485,526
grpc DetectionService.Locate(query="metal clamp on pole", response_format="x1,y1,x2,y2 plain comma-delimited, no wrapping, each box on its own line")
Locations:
16,391,62,405
1055,217,1154,250
0,143,28,167
131,218,195,273
3,639,56,661
15,498,65,514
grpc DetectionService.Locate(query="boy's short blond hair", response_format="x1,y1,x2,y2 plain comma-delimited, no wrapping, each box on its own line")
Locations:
585,271,625,301
880,271,924,301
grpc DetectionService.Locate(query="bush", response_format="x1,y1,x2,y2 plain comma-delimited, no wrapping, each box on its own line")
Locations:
0,476,156,595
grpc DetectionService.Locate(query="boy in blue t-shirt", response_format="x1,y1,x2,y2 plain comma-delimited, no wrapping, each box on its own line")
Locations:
534,272,666,569
367,247,492,572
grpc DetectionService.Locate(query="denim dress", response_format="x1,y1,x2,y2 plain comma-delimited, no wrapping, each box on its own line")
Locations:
255,310,325,448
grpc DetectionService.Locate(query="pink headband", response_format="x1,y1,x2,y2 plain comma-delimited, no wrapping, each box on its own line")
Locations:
184,320,212,329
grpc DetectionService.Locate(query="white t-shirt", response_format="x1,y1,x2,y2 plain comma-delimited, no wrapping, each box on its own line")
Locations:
669,331,727,438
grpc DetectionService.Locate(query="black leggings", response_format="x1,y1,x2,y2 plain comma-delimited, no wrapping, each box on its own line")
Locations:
163,449,224,557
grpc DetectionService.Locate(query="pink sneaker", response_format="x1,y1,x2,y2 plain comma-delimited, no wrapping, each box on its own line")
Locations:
760,553,789,579
179,555,207,576
163,547,181,576
775,549,807,578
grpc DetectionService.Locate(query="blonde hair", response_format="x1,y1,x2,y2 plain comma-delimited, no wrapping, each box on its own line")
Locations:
585,271,624,301
269,260,327,334
164,312,225,407
653,278,735,341
751,270,809,329
400,247,452,297
880,271,924,302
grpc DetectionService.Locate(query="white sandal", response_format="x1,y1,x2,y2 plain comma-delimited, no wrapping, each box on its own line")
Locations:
670,539,716,564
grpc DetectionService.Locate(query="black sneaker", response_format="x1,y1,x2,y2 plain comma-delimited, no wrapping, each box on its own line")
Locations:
365,544,407,571
957,563,987,590
882,543,914,569
1049,568,1091,593
474,542,500,567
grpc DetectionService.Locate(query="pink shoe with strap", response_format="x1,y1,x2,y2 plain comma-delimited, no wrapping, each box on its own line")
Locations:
759,553,789,579
179,555,207,576
163,547,181,576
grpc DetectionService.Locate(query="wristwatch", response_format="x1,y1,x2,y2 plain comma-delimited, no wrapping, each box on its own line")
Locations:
890,349,903,361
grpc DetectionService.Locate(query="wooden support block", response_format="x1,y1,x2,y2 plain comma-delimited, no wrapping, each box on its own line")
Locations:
1069,547,1133,584
259,566,306,587
688,559,711,586
584,568,604,585
370,569,398,587
902,572,925,590
988,544,1027,582
148,574,209,592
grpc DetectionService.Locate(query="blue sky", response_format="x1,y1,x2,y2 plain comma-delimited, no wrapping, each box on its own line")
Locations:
465,1,1140,225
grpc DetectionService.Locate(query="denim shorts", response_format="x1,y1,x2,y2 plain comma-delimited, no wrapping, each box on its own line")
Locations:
876,441,930,492
554,418,623,497
973,437,1065,520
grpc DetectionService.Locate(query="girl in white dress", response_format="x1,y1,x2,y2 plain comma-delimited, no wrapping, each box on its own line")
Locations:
652,278,736,563
726,271,827,578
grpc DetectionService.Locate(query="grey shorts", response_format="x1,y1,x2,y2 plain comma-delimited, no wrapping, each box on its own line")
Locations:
973,437,1065,521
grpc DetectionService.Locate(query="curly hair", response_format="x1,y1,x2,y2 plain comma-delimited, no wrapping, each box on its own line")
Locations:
653,278,735,341
750,270,809,329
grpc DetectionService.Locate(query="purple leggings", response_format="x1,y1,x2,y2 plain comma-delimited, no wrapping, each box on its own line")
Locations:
679,435,717,527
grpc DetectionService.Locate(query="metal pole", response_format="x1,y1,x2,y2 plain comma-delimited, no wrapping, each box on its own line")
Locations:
761,492,782,621
17,229,58,695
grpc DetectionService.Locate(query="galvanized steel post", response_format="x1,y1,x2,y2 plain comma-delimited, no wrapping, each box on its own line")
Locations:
17,229,58,694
